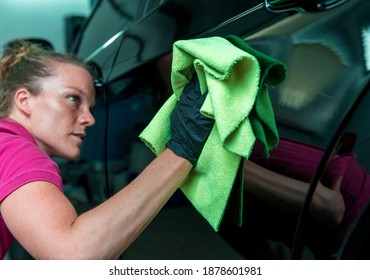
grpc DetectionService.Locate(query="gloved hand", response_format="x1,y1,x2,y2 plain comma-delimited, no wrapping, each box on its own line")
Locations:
166,75,214,166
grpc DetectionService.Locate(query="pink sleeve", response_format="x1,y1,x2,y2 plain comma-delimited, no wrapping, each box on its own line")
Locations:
0,135,63,202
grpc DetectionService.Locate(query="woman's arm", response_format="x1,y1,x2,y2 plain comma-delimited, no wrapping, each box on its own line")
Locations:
243,160,345,227
0,148,191,259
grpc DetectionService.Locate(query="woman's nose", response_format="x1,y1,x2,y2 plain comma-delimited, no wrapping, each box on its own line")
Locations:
80,108,96,127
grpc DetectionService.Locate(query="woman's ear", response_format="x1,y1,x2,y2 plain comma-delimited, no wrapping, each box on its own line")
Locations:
14,88,32,116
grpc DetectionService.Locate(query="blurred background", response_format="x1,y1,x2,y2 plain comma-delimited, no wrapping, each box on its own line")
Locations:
0,0,93,53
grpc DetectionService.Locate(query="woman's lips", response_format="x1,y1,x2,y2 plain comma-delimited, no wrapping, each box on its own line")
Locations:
72,133,86,142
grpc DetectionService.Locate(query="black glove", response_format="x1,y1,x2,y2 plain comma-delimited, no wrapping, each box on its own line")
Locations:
167,75,214,166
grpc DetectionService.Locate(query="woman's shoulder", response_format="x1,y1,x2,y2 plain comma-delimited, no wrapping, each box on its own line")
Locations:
0,117,35,142
0,117,63,200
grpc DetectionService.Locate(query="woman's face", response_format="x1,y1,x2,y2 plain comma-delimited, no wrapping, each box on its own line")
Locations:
28,62,96,160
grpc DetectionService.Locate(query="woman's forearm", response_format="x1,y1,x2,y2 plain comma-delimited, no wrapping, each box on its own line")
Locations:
72,148,192,259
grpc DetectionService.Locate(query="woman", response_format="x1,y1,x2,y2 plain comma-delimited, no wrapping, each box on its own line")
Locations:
0,40,213,259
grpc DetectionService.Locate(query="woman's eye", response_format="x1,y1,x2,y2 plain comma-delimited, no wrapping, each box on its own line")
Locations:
68,95,80,102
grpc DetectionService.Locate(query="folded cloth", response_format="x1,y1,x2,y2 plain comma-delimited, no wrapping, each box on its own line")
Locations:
225,35,287,156
140,36,287,231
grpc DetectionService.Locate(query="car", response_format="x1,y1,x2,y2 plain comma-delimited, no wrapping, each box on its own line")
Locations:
70,0,370,260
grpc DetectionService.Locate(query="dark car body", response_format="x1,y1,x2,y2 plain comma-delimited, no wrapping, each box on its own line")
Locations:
69,0,370,260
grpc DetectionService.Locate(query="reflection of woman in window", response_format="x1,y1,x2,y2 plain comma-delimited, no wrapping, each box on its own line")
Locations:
222,137,370,259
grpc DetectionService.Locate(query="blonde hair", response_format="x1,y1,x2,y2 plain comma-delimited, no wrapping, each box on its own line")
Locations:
0,39,92,118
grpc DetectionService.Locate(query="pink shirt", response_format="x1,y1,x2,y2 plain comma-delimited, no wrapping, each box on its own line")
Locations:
0,118,63,259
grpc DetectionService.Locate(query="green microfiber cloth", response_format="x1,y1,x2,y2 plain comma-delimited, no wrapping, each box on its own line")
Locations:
140,36,286,231
225,35,287,156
